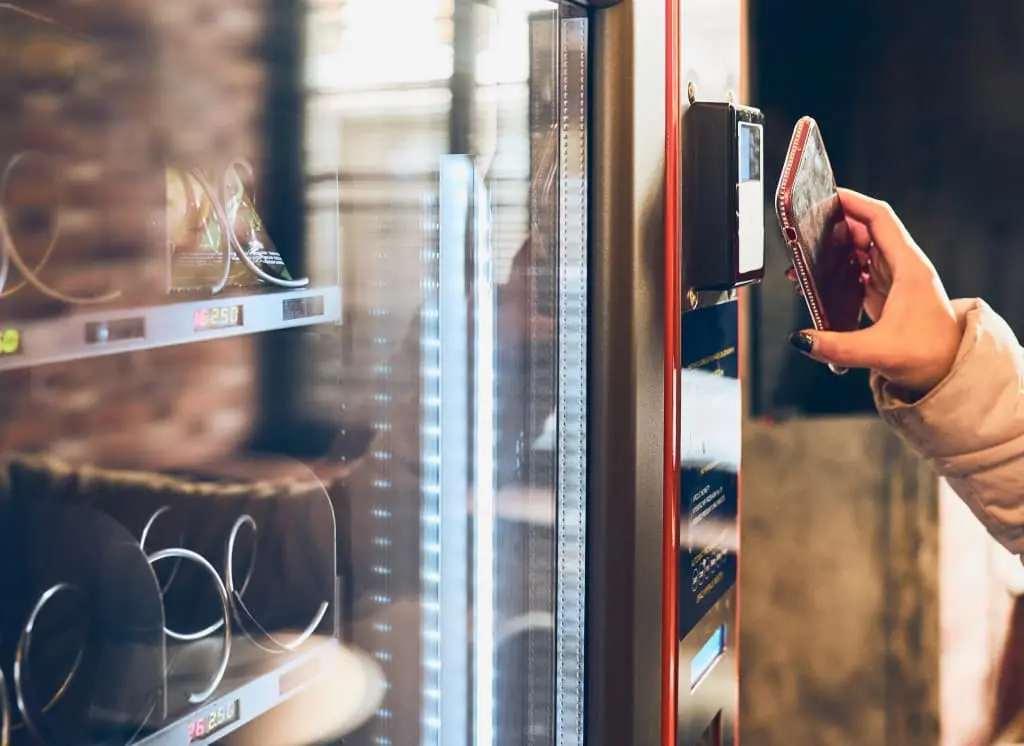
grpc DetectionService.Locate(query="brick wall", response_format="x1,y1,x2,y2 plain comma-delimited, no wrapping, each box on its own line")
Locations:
0,0,270,468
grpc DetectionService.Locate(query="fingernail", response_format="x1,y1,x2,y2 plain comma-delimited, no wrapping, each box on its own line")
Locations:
789,331,814,355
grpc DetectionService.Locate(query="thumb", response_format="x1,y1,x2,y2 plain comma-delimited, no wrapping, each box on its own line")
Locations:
789,325,890,370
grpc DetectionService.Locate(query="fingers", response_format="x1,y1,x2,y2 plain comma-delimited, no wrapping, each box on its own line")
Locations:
788,325,891,371
951,298,974,316
830,219,851,248
862,269,888,313
951,298,975,328
843,215,872,250
837,188,900,229
783,266,806,298
867,241,894,291
836,188,924,274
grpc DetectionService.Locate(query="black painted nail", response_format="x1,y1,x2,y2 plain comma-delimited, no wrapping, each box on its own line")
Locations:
789,331,814,355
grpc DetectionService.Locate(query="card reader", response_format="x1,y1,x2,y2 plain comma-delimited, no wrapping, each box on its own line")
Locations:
681,101,766,291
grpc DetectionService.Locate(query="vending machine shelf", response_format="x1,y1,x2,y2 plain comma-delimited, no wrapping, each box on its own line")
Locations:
132,637,384,746
0,286,342,372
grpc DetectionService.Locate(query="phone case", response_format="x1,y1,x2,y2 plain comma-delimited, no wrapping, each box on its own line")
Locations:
775,116,865,374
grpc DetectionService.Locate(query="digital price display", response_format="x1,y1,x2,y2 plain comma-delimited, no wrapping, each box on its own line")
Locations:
0,329,21,356
282,294,324,322
85,318,145,345
187,699,240,742
193,304,243,332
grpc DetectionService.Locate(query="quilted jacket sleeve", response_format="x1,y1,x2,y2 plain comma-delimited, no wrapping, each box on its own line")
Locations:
872,299,1024,554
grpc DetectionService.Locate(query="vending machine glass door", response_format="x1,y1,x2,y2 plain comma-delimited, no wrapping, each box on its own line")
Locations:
0,1,590,745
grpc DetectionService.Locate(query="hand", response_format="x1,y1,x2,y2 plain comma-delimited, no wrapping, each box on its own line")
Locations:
786,188,965,396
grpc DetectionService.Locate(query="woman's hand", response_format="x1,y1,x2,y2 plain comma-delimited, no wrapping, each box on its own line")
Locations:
786,188,966,396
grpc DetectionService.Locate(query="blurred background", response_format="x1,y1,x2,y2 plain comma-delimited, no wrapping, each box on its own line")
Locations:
750,0,1024,418
745,2,1024,745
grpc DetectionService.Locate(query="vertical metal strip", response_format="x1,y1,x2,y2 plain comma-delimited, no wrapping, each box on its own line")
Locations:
736,4,751,743
662,0,682,740
472,169,497,746
554,15,589,746
449,0,476,155
588,1,668,743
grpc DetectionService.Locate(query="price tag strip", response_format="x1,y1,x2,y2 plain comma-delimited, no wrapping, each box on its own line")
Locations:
0,286,341,372
187,698,240,742
129,638,385,746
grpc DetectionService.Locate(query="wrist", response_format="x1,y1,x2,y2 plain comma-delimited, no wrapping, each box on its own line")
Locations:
902,303,969,398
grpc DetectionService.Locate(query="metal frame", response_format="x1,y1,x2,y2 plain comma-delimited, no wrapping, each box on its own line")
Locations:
589,2,748,745
673,0,745,743
436,7,601,746
554,11,590,746
260,2,670,745
588,2,669,745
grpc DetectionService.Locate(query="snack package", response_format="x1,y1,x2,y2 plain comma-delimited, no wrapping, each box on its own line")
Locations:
165,162,307,294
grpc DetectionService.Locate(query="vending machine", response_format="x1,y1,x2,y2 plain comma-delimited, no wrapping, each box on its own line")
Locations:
588,1,760,745
0,1,593,745
672,2,762,744
0,0,756,744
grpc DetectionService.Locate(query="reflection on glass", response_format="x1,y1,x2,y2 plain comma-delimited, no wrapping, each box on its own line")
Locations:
0,0,583,744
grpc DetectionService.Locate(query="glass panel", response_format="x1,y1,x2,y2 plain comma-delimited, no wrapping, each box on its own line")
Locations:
0,1,587,746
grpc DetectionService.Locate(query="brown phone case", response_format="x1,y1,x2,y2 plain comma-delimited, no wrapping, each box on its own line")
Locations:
775,116,865,375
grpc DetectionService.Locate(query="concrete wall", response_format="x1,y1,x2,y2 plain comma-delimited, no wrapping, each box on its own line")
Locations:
740,416,1015,746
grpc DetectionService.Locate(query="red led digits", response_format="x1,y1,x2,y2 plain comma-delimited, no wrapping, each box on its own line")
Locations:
187,700,240,742
193,305,243,332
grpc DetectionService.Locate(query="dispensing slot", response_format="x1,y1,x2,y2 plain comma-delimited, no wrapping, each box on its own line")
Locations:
695,712,723,746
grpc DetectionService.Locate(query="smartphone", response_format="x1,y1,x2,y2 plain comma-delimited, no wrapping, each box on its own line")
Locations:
775,116,865,375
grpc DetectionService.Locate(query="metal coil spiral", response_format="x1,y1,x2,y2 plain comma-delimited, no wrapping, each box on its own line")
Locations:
13,584,86,745
147,549,232,705
225,514,328,655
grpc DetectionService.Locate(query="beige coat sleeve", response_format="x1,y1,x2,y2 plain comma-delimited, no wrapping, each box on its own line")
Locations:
872,299,1024,554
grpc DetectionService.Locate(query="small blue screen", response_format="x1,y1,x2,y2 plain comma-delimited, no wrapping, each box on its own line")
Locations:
738,122,761,183
690,624,726,689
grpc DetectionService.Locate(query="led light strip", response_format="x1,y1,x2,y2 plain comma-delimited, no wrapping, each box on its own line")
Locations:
433,156,472,746
419,190,443,746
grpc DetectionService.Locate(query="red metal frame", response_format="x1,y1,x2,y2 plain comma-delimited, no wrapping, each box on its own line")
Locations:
661,0,681,742
736,5,749,743
665,3,749,743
